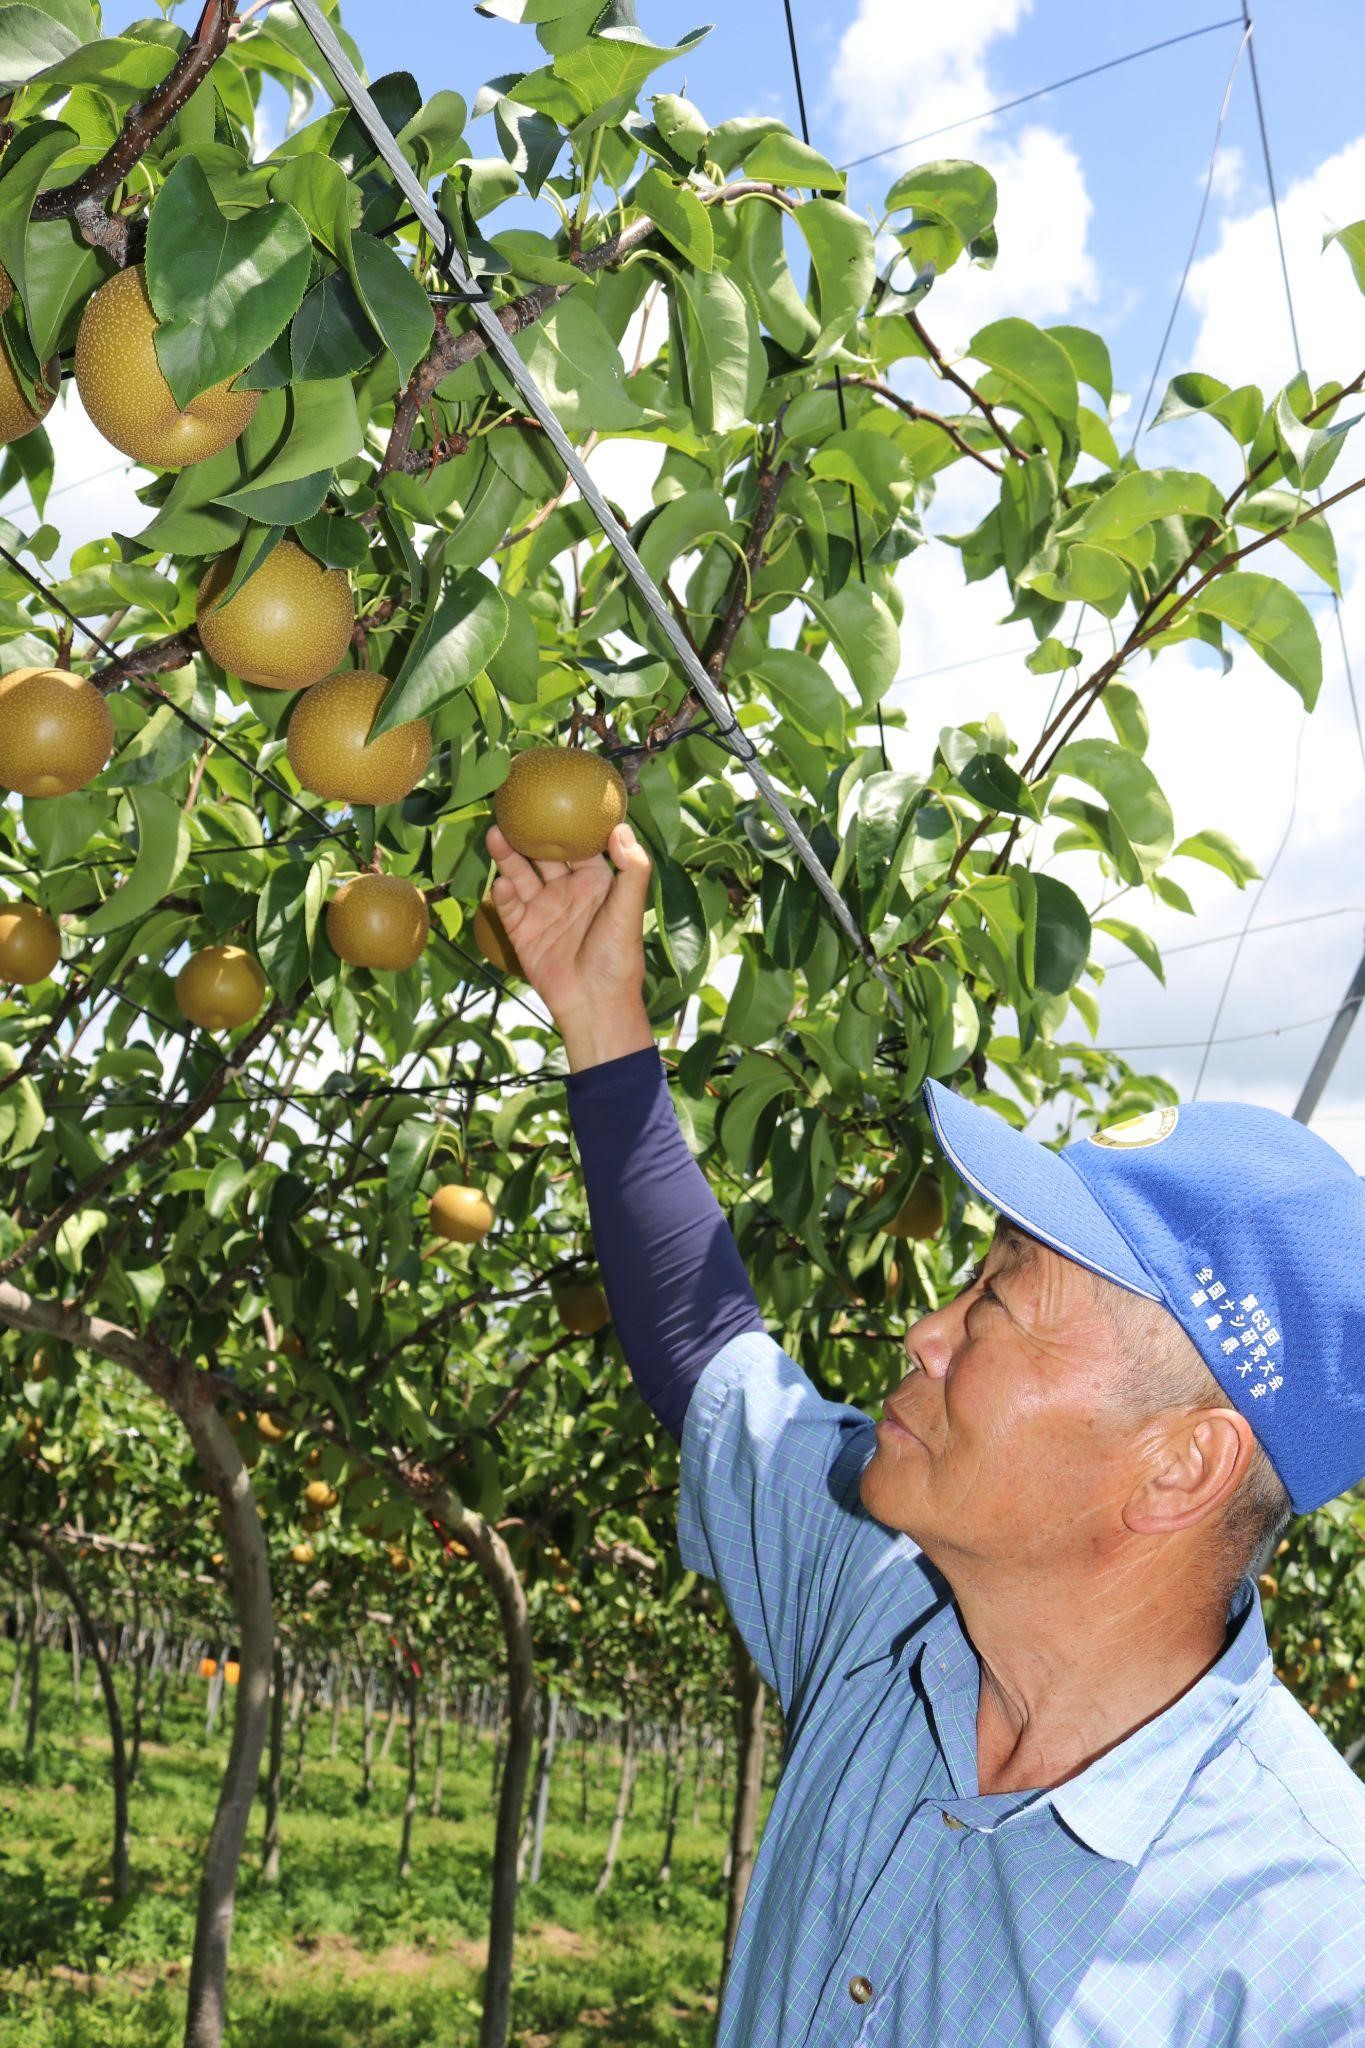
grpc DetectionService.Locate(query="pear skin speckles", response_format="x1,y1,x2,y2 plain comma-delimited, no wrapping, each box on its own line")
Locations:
286,670,431,805
325,874,429,971
0,668,115,796
197,540,355,691
75,264,258,469
493,747,628,862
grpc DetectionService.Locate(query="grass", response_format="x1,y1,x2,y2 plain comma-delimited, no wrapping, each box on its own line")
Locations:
0,1650,763,2047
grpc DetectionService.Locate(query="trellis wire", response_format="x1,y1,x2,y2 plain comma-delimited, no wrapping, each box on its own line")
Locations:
291,0,902,1017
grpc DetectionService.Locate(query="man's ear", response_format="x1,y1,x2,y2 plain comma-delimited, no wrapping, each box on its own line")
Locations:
1122,1407,1257,1538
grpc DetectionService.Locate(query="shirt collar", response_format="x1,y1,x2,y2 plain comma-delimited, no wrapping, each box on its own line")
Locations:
1048,1576,1272,1865
907,1574,1273,1866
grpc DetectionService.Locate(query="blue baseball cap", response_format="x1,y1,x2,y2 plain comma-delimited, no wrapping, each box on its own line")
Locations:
921,1081,1365,1514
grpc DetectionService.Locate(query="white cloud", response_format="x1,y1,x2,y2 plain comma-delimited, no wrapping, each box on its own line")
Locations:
830,0,1032,162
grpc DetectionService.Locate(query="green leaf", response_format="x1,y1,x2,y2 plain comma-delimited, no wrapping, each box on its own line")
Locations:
1062,468,1222,544
737,197,818,357
1151,371,1261,448
651,855,708,992
1099,681,1149,756
636,165,713,269
673,265,765,435
969,318,1078,430
1053,738,1174,882
16,216,104,365
1033,875,1091,996
722,939,795,1048
794,198,876,350
493,97,563,197
387,1116,437,1212
1271,386,1357,492
1173,828,1259,888
552,22,711,109
956,750,1037,819
77,787,190,937
1186,571,1322,708
215,378,362,516
205,1157,248,1221
885,159,996,252
0,121,78,329
719,1055,796,1173
1234,489,1340,593
19,33,172,99
1047,325,1112,407
636,488,734,584
0,2,90,89
490,291,645,434
651,92,709,163
752,649,845,745
373,569,509,734
808,581,900,709
346,232,435,385
1024,636,1081,674
268,151,357,263
489,227,582,285
1095,916,1164,983
255,863,315,1001
855,768,921,909
1324,219,1365,293
286,269,383,382
810,429,913,519
146,158,312,409
742,131,844,191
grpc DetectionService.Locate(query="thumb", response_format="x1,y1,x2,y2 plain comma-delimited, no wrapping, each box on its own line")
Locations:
606,822,652,922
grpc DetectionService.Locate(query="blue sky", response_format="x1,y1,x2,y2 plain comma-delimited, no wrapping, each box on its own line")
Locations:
65,4,1365,1148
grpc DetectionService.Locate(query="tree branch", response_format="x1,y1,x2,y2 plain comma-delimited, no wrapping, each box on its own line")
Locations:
0,974,87,1097
32,1,237,246
907,311,1029,463
0,998,290,1282
837,376,1004,477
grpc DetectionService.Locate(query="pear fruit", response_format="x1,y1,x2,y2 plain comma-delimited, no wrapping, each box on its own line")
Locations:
286,669,431,805
0,901,60,985
75,263,259,468
197,539,354,691
885,1174,944,1242
0,266,59,446
304,1480,338,1511
326,873,429,971
0,667,114,796
257,1412,288,1444
175,945,267,1031
493,746,628,862
555,1282,611,1337
290,1541,315,1566
430,1184,494,1245
471,895,520,977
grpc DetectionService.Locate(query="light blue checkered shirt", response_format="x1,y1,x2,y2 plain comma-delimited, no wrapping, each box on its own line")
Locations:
678,1332,1365,2047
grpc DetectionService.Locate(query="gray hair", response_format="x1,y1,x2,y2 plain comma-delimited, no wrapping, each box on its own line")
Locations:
1101,1283,1293,1595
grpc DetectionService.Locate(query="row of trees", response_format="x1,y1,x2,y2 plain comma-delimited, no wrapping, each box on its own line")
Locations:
2,1,1363,2043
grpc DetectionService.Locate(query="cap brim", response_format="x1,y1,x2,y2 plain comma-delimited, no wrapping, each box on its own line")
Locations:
923,1080,1160,1301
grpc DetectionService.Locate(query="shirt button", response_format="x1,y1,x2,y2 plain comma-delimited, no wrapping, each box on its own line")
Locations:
848,1975,875,2005
942,1810,967,1830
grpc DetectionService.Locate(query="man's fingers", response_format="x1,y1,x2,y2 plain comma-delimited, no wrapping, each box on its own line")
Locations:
485,832,544,906
606,823,653,919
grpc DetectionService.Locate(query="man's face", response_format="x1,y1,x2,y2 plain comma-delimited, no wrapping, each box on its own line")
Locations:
859,1221,1145,1574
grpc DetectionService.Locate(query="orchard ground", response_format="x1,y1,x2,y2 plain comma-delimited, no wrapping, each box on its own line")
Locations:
0,1644,762,2048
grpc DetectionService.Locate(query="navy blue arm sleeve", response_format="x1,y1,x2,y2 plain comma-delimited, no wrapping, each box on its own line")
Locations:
564,1044,767,1442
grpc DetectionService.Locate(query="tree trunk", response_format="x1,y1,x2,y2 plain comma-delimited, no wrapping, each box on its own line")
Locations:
594,1711,636,1898
659,1717,683,1884
204,1639,230,1739
5,1592,24,1720
129,1584,147,1784
721,1632,766,1979
329,1661,345,1761
23,1564,42,1762
152,1642,172,1745
69,1611,82,1712
692,1721,707,1828
25,1534,131,1898
528,1686,559,1886
398,1662,420,1882
379,1686,401,1764
261,1646,285,1886
359,1668,377,1806
579,1718,591,1825
430,1685,447,1817
288,1669,312,1798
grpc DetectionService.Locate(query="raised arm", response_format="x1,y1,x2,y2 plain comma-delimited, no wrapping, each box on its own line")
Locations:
485,820,766,1439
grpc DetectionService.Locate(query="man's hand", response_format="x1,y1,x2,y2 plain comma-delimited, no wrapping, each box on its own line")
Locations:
484,820,656,1072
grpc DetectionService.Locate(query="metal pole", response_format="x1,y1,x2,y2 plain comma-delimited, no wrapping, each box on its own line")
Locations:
290,0,901,1015
1293,943,1365,1125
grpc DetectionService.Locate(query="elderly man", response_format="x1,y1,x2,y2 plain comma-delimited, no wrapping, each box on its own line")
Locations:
487,817,1365,2047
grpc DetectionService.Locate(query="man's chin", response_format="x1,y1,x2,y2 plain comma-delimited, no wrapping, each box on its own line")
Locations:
859,1444,927,1540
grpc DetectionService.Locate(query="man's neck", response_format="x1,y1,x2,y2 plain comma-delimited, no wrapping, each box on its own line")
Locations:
944,1552,1232,1795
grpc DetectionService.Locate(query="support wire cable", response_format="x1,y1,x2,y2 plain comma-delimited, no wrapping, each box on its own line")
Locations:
290,0,902,1015
839,17,1245,173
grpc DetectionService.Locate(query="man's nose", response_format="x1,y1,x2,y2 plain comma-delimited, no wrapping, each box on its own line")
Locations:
903,1303,954,1380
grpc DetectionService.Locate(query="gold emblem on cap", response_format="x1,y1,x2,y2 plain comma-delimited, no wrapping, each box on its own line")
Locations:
1090,1106,1179,1149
